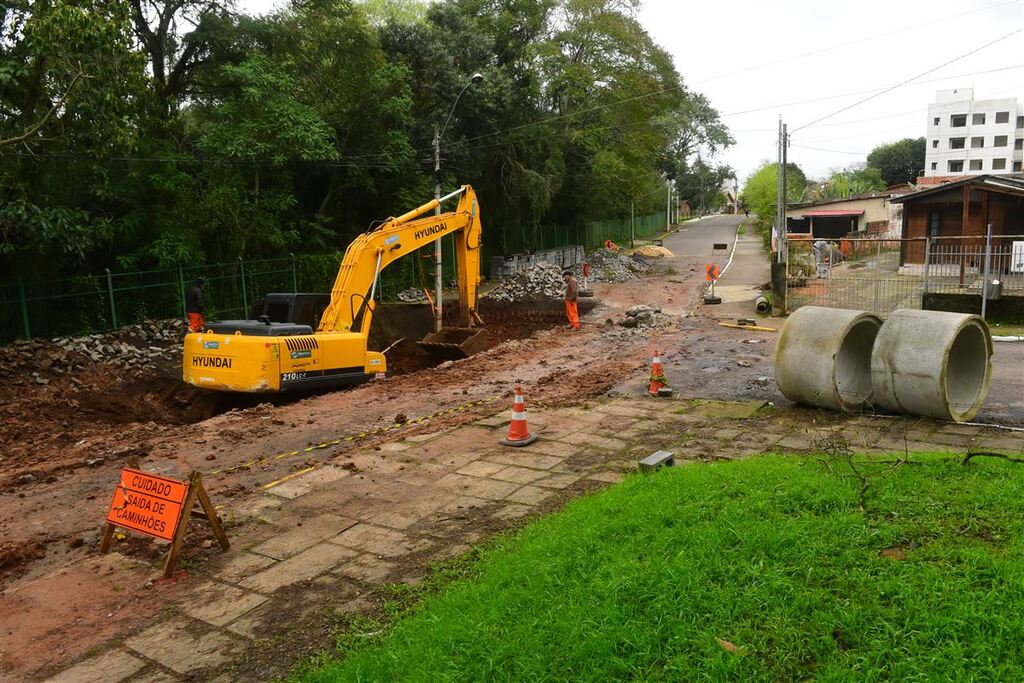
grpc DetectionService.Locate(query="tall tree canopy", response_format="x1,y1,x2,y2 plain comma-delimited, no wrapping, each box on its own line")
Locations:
1,0,733,279
866,137,926,186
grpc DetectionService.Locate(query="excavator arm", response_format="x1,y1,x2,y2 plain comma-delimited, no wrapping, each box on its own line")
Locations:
317,185,482,337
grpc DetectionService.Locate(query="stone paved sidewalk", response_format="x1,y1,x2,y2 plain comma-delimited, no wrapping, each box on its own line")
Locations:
38,398,1022,682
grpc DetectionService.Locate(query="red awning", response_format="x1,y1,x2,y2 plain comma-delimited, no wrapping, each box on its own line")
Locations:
801,210,864,217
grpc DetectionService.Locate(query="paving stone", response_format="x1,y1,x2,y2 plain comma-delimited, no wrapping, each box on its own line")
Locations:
265,466,351,499
251,513,357,560
230,495,283,519
240,543,357,593
690,399,768,419
474,413,510,427
775,435,811,451
713,428,741,441
214,552,276,583
596,404,651,418
483,450,565,469
490,465,549,484
905,441,965,453
436,495,493,514
125,617,242,675
405,430,447,443
494,503,535,520
588,471,626,484
377,441,411,452
225,602,275,639
979,435,1024,453
437,473,522,500
361,510,421,530
330,523,429,557
506,485,555,506
456,460,508,478
335,553,397,583
534,473,582,489
44,649,146,683
133,669,182,683
176,581,269,627
558,432,627,451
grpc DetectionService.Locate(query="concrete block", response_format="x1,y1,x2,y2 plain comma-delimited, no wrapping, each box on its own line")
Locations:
638,450,674,473
44,650,146,683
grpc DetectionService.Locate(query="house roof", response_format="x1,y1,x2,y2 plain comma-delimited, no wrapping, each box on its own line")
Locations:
891,174,1024,203
801,209,865,217
787,193,890,210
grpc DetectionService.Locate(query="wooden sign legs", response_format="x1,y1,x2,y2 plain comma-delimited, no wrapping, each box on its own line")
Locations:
163,472,229,578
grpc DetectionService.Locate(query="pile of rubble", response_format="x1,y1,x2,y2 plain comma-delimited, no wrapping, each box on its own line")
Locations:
396,287,427,303
0,319,185,384
572,247,650,283
618,304,673,329
485,262,565,303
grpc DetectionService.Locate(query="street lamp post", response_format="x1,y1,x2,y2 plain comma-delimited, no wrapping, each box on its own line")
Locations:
432,72,483,332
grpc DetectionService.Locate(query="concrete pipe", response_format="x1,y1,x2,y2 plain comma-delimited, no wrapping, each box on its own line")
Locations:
871,310,992,422
754,295,771,314
775,306,882,412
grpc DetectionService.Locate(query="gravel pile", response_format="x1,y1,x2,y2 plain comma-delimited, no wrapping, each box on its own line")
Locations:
617,304,673,329
0,320,185,383
396,287,427,303
485,262,565,303
572,248,650,283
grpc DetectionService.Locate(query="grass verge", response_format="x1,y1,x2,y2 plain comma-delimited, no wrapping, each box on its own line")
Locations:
293,454,1024,681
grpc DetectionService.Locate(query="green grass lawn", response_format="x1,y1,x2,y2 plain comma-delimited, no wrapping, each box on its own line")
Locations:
294,454,1024,682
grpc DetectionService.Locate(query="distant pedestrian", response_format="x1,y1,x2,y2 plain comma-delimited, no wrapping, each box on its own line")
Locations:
563,270,580,331
186,277,206,332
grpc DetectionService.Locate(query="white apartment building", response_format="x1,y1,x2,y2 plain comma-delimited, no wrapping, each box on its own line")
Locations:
924,88,1023,178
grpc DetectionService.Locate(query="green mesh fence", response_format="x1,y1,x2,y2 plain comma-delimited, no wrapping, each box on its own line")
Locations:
0,211,667,344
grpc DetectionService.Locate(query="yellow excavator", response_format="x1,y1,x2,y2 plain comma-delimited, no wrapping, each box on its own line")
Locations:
182,185,484,392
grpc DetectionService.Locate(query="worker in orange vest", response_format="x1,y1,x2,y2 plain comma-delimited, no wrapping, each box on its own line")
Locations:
186,277,206,332
582,261,590,291
562,270,580,330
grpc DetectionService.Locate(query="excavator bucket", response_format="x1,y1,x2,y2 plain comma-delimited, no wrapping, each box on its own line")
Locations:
417,327,488,360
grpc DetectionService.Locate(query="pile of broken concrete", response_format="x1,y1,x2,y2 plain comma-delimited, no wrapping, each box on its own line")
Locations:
618,304,672,329
0,319,185,384
572,247,650,283
485,262,565,303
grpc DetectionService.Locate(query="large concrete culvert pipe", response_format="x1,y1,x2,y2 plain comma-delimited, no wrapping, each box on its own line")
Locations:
775,306,882,412
871,310,992,423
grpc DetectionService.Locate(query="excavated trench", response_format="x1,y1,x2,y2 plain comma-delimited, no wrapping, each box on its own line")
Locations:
94,300,595,425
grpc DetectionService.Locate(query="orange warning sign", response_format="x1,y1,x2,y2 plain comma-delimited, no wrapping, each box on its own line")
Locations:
105,468,188,542
706,263,721,282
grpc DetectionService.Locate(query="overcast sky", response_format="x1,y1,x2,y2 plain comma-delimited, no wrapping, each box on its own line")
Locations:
239,0,1024,185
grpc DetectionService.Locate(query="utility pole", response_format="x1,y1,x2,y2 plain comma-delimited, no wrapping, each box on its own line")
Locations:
771,119,789,316
630,200,635,247
433,124,442,332
666,178,671,231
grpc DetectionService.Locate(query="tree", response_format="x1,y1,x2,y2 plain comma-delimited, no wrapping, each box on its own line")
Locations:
804,166,886,202
866,137,925,186
741,161,806,248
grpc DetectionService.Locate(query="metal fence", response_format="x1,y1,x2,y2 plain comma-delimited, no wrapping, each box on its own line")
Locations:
786,234,1024,318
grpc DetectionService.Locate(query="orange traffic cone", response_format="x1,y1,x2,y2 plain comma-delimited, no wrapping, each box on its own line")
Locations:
500,384,538,447
648,350,669,396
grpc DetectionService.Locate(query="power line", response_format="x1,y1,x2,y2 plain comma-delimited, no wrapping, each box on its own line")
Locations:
791,28,1024,133
791,144,871,156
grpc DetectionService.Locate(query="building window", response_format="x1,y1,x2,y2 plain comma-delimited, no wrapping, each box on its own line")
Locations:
930,162,937,171
932,139,939,148
970,136,984,148
1014,161,1022,173
969,159,983,171
950,137,966,149
994,135,1008,147
992,158,1006,170
972,113,985,125
1017,116,1023,129
928,210,941,237
933,117,941,126
948,160,964,172
995,111,1009,124
951,114,967,127
1015,138,1023,150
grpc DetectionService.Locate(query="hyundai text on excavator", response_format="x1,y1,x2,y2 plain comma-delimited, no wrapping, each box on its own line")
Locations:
182,185,484,393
